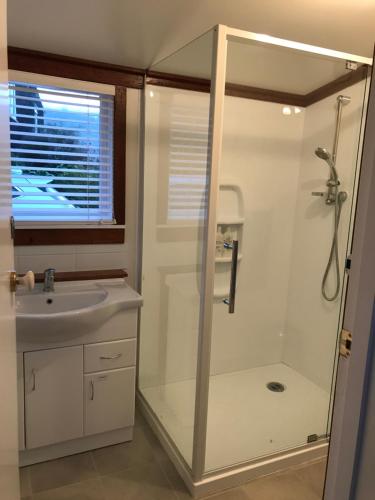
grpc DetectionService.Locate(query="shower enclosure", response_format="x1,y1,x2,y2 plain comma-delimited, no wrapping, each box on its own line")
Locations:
138,25,372,497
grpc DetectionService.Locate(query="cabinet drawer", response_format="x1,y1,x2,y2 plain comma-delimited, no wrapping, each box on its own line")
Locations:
84,339,136,373
84,367,135,436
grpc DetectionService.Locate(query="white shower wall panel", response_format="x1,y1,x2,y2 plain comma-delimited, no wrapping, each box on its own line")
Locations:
283,80,367,391
210,96,305,375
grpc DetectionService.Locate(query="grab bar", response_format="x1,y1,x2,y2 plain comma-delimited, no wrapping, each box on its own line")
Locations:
223,240,238,314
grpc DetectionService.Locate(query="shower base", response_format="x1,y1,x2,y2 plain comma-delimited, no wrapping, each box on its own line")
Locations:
141,363,329,472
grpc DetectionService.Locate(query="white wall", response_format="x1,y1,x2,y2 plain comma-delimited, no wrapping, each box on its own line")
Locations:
283,80,368,391
14,88,141,288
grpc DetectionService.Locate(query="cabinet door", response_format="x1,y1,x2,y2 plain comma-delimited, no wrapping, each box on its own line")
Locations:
24,346,83,449
84,367,135,436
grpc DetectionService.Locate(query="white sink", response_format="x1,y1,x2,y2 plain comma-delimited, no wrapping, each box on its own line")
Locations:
17,290,107,315
16,280,143,338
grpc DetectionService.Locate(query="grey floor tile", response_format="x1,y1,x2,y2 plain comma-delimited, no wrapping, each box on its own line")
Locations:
202,487,250,500
134,406,147,429
294,459,326,497
242,469,321,500
92,426,155,475
137,421,191,499
153,453,191,500
101,462,178,500
29,452,97,493
19,466,32,498
32,478,105,500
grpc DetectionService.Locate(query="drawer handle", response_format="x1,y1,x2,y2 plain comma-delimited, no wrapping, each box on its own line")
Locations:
90,380,95,401
99,353,122,360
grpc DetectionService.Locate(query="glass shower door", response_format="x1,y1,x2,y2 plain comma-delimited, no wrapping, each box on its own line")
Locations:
204,34,369,472
138,30,214,469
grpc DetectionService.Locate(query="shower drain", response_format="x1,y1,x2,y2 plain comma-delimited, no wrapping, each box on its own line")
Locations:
266,381,286,393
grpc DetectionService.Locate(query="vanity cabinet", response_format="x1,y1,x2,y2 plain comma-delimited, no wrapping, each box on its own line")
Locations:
20,338,137,457
84,367,135,436
17,280,142,465
24,346,83,449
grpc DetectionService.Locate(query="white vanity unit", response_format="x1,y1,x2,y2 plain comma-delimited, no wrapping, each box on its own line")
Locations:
16,279,142,466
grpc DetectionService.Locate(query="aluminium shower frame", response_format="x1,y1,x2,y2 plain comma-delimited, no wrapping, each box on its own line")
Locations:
138,24,372,498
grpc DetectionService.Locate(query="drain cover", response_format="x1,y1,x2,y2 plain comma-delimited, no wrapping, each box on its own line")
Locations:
266,381,286,393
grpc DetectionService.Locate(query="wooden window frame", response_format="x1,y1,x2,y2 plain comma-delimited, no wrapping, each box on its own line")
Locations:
8,47,142,245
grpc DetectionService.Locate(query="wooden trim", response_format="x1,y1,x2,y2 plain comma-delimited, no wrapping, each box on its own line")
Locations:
146,70,306,106
8,47,369,106
304,65,369,106
147,66,370,107
146,71,210,94
225,83,306,107
113,86,126,225
34,268,128,282
8,46,144,89
14,228,125,245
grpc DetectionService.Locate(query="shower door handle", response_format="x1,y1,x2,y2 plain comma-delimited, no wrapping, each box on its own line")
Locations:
227,240,239,314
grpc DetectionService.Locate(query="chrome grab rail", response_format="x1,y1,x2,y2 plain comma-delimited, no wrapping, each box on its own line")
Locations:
223,240,239,314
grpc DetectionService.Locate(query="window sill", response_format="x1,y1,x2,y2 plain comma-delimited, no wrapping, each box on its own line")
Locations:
14,228,125,246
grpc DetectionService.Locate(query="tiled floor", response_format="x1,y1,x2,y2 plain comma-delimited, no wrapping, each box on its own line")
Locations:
20,408,327,500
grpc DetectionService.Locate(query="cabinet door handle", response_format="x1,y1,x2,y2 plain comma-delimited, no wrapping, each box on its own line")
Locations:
99,353,122,360
31,369,36,391
90,380,95,401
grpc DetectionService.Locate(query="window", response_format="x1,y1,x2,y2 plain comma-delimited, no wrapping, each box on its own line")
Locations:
8,67,126,246
9,80,114,223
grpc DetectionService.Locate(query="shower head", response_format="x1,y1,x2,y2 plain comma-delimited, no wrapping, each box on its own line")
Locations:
315,147,332,163
337,95,351,105
315,147,338,183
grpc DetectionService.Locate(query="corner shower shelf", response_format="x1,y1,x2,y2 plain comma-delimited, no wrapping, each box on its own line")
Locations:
213,288,230,299
215,254,243,263
217,217,244,225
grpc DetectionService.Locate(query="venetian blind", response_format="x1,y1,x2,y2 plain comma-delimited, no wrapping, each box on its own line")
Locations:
9,80,114,223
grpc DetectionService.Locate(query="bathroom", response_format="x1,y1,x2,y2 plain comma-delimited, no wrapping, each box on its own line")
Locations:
1,2,375,500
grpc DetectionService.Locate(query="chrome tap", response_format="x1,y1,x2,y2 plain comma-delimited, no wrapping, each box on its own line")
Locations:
43,268,55,292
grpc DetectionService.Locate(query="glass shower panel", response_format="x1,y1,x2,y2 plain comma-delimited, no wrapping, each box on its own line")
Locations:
204,37,369,472
138,30,214,468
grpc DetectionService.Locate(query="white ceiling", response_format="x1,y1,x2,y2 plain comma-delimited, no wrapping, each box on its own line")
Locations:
7,0,375,70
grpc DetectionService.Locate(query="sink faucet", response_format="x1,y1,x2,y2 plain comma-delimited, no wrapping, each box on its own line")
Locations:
43,268,55,292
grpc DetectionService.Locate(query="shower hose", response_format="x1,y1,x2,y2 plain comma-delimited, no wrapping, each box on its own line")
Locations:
321,193,345,302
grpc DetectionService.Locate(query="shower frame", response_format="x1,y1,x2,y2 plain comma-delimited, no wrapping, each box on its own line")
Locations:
137,24,372,498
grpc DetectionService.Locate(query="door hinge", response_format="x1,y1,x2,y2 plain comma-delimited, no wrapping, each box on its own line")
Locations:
340,329,352,358
345,255,352,273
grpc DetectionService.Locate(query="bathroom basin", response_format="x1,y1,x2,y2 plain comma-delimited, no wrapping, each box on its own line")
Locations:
17,289,107,315
16,279,143,338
